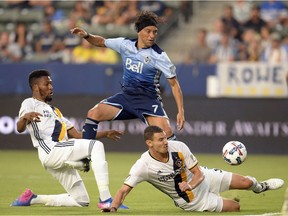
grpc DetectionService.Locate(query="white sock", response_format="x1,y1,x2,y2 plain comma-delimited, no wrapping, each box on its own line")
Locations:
90,141,111,201
31,194,82,207
246,176,262,192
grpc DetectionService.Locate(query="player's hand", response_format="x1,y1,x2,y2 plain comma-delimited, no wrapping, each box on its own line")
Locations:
70,27,88,38
106,130,124,141
101,207,117,213
176,112,185,130
25,112,43,123
178,181,192,192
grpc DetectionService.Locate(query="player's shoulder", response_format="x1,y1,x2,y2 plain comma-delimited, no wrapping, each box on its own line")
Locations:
147,43,165,55
129,152,150,172
138,151,153,165
168,140,189,151
151,43,164,55
21,97,34,106
140,150,151,161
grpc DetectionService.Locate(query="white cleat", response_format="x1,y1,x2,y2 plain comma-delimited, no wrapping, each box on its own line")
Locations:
255,178,284,193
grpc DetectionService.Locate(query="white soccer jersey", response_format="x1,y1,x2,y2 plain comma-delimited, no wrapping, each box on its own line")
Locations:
18,98,73,160
124,140,198,207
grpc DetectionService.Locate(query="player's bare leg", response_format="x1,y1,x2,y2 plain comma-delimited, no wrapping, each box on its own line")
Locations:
229,174,253,190
222,199,240,212
146,116,175,139
229,174,284,193
88,103,120,121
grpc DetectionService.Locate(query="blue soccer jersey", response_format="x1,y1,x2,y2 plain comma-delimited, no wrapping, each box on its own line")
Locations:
105,37,176,97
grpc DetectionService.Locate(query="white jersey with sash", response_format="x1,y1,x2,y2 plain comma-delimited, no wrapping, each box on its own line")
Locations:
124,140,198,207
18,97,73,162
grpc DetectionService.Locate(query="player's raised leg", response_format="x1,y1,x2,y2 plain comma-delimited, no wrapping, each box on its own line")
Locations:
82,103,120,139
146,115,176,140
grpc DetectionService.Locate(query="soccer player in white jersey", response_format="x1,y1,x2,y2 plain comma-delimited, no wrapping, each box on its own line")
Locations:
11,69,128,209
101,126,284,212
70,11,184,142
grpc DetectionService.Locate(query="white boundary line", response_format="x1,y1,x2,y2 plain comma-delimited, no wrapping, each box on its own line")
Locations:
244,213,280,216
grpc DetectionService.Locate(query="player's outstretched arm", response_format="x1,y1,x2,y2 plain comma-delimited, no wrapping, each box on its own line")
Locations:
167,77,185,130
178,165,204,192
101,184,132,213
70,27,106,47
67,127,123,141
17,112,42,133
97,130,124,141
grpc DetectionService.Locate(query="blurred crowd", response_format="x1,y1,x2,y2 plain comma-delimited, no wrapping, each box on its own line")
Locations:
0,0,180,64
3,0,287,66
185,0,288,65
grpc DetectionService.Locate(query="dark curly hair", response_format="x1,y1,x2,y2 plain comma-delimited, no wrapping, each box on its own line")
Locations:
134,11,163,32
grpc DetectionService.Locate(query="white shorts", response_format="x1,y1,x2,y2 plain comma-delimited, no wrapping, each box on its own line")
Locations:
180,166,232,212
41,139,100,191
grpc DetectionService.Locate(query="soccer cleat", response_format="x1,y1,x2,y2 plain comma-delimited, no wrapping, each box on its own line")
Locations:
81,158,91,172
65,158,91,172
10,188,37,206
254,178,284,193
97,197,129,209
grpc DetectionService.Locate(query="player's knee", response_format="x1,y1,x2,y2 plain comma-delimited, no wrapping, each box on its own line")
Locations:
92,140,104,152
72,195,90,207
222,199,240,212
87,107,99,119
163,126,173,138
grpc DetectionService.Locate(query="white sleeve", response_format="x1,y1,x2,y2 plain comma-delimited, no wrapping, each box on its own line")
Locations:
124,159,148,188
18,98,34,118
180,142,198,169
62,116,74,130
170,141,198,169
104,37,125,53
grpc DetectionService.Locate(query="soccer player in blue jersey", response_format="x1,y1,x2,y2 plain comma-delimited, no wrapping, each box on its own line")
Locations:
70,11,185,141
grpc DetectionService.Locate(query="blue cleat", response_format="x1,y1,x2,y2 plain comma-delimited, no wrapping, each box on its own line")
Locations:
97,197,128,209
10,188,37,206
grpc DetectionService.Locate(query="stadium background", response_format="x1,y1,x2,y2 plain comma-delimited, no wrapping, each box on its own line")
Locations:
0,1,288,154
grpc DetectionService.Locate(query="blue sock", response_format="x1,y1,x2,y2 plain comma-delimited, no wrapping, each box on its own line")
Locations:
82,118,99,139
167,134,177,141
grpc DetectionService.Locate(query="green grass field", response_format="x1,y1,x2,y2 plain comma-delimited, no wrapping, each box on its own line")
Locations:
0,150,286,215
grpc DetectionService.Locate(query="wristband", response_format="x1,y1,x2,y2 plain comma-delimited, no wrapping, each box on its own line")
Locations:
84,32,90,39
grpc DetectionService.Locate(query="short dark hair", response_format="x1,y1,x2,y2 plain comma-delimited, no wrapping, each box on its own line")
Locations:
28,69,50,89
144,126,164,141
134,11,162,32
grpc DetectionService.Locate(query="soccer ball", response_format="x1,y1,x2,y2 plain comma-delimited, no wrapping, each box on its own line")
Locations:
222,141,247,165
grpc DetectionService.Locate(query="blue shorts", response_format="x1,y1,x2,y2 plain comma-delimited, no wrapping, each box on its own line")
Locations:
101,91,168,124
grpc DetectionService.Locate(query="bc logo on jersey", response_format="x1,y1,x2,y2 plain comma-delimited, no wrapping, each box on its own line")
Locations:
144,56,151,64
125,58,143,74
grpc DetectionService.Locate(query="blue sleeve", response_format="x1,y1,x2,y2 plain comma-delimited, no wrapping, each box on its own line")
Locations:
104,37,125,53
155,52,176,79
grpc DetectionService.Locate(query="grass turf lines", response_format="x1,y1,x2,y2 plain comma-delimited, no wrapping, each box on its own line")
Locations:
0,150,286,215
